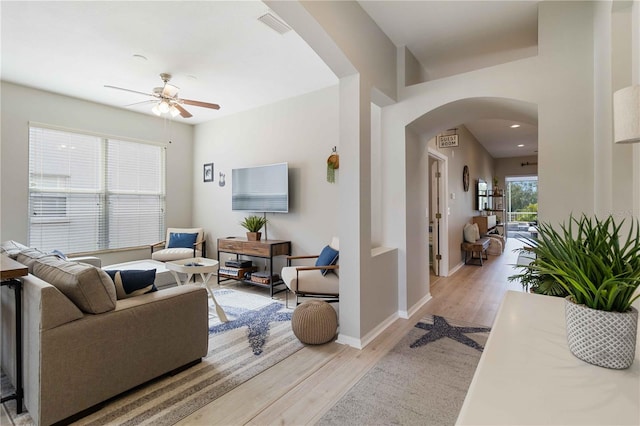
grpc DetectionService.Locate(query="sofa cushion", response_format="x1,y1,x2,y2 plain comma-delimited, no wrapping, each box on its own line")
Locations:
152,248,202,262
281,266,339,294
105,269,158,299
315,245,339,276
16,248,58,273
0,240,30,259
33,257,117,314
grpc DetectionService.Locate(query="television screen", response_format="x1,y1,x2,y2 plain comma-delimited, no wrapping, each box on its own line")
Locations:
232,163,289,213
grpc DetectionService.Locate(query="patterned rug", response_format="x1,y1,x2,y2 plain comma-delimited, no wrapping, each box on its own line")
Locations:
1,288,302,426
318,315,491,426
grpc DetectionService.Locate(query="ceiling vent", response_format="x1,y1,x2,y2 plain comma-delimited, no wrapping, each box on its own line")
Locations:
258,12,291,35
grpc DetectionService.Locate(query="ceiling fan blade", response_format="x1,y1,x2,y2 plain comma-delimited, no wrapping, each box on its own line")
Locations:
182,98,220,110
104,85,155,97
174,104,193,118
124,100,157,107
162,83,179,98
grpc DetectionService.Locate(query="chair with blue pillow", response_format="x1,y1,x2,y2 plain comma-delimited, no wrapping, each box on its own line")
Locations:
281,237,339,307
150,227,206,262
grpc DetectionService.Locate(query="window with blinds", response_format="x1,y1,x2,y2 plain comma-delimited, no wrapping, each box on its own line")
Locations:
28,125,165,254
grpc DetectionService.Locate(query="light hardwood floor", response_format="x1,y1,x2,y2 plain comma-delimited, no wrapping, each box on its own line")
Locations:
178,238,525,425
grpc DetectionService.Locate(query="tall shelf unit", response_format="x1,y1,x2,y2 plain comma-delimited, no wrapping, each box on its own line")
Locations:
477,187,507,239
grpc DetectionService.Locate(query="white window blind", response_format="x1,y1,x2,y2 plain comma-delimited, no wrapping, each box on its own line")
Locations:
28,125,165,254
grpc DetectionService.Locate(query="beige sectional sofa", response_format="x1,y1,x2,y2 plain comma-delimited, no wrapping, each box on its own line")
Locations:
1,242,209,425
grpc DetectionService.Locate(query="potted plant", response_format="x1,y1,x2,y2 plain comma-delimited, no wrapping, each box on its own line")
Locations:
512,214,640,369
240,215,267,241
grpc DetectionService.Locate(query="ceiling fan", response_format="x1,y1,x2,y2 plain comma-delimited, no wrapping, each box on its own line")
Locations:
105,73,220,118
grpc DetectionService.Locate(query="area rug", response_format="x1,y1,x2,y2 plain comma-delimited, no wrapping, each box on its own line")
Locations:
1,288,302,426
318,315,491,426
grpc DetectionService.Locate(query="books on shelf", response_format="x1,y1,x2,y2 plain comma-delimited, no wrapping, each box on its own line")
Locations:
224,259,253,268
218,266,257,278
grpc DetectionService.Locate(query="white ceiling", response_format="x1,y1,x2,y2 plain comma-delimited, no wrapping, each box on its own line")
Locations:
1,1,540,159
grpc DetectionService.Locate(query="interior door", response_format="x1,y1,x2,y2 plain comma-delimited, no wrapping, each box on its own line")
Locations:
430,159,441,276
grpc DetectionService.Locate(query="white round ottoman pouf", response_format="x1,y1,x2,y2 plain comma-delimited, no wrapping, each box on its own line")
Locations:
292,300,337,344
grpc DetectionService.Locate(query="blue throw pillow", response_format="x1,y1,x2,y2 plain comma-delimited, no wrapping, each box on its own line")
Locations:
50,249,67,260
105,269,157,300
315,245,339,276
167,232,198,249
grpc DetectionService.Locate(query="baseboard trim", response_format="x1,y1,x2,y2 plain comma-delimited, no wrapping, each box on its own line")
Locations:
448,261,465,276
336,310,399,350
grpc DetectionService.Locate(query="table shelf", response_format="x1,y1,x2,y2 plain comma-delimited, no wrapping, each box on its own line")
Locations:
217,238,291,298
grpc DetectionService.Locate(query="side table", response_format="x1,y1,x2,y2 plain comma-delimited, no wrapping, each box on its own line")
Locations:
1,255,27,414
166,258,228,322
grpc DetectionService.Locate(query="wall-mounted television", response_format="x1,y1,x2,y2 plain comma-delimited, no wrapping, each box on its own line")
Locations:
232,162,289,213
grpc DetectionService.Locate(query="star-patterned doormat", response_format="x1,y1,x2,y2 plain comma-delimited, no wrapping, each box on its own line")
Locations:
0,289,302,426
318,315,491,426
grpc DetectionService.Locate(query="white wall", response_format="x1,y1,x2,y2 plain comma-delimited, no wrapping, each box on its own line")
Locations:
536,1,595,223
381,1,616,316
0,82,194,265
192,86,340,268
495,155,538,185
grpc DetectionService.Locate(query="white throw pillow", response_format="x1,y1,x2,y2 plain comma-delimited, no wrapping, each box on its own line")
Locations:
463,223,477,243
473,223,481,240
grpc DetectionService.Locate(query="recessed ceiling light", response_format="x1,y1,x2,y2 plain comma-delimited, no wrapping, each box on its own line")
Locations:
517,144,525,147
510,124,521,128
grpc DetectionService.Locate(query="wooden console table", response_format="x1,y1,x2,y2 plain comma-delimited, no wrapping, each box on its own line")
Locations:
1,255,28,414
456,291,640,425
217,238,291,298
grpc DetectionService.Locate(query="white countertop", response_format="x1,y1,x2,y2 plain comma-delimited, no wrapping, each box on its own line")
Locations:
456,291,640,425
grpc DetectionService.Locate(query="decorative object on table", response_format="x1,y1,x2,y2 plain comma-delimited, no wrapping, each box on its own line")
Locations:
218,171,226,187
240,215,267,241
291,300,337,344
327,146,339,183
319,315,489,425
492,176,501,196
203,163,214,182
510,214,640,369
462,165,469,192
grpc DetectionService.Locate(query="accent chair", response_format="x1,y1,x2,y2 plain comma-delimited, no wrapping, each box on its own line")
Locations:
150,227,206,261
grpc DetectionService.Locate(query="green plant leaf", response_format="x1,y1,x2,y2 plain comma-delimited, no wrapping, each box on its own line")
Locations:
508,214,640,312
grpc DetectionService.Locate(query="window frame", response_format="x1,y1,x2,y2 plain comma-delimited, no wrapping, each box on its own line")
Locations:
28,123,166,255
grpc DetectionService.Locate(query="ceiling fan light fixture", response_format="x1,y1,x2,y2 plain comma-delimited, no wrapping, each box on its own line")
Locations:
151,104,162,116
158,100,170,113
169,105,180,117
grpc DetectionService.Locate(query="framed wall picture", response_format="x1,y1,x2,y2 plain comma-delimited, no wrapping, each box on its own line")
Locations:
203,163,214,182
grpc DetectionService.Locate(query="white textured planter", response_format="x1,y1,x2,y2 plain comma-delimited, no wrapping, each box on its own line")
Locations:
565,297,638,369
